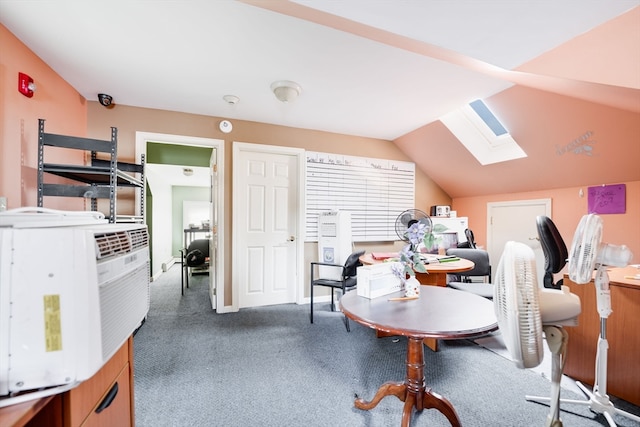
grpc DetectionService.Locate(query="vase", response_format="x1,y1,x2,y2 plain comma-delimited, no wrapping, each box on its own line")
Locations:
404,276,420,298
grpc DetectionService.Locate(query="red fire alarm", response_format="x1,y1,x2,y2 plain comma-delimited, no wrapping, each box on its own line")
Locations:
18,72,35,98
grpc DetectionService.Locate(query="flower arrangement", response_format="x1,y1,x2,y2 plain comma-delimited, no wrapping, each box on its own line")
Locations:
391,220,432,297
393,220,429,279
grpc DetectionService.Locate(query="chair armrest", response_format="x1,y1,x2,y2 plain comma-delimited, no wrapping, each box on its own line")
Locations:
310,261,347,283
311,261,343,268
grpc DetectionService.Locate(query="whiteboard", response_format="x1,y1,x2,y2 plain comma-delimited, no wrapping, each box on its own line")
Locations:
305,151,415,242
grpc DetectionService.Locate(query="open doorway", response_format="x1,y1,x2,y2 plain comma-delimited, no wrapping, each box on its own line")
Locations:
135,132,225,311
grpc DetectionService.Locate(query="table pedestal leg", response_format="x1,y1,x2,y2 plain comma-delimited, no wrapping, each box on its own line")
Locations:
375,330,439,352
354,337,460,427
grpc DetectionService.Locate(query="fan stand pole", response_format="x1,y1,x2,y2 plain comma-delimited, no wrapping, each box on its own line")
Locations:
525,326,567,427
527,268,640,426
571,267,640,426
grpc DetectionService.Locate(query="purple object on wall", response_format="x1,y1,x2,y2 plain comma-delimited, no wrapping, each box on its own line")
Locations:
588,184,626,214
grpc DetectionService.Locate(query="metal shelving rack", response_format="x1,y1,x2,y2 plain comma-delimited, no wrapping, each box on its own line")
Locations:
37,119,145,223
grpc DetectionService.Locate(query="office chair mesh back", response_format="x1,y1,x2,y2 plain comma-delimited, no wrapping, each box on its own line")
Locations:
536,215,568,289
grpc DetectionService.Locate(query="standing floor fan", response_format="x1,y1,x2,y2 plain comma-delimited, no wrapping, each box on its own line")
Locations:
494,241,581,427
526,214,639,426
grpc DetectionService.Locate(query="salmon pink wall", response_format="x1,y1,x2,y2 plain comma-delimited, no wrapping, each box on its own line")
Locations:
452,181,640,264
1,23,86,210
517,7,640,90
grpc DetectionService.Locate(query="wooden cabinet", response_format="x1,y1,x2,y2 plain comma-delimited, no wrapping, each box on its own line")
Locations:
0,337,135,427
564,267,640,406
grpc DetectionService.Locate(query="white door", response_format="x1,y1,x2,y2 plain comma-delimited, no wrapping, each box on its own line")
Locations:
209,147,218,309
487,199,551,284
233,143,303,308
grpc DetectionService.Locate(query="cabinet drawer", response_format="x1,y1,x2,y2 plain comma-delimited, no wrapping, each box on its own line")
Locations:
63,340,130,426
81,364,131,427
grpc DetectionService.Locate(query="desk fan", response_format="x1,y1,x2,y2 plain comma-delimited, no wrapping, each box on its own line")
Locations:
394,209,431,242
494,241,581,427
527,214,639,426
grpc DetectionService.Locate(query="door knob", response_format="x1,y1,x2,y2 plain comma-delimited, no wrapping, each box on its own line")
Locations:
288,236,295,242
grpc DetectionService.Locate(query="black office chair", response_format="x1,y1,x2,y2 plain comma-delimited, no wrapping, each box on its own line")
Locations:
445,248,493,298
456,228,477,249
179,238,210,295
537,215,568,289
310,250,365,331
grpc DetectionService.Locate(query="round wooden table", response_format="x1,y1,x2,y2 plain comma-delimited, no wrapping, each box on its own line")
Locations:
359,253,474,286
341,287,498,427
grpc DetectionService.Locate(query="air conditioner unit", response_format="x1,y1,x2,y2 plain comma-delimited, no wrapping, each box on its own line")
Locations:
0,209,150,399
317,210,352,280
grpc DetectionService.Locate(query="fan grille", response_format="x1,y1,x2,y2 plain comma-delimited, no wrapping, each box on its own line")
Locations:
495,241,543,369
394,209,431,242
568,214,602,284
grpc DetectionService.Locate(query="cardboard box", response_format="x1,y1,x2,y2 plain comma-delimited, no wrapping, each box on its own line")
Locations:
357,262,403,299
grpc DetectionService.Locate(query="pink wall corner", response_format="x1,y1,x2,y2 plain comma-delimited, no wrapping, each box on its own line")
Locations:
452,180,640,264
517,7,640,90
1,24,87,210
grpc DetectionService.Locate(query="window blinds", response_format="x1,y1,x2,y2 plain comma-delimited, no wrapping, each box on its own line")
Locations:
305,151,415,242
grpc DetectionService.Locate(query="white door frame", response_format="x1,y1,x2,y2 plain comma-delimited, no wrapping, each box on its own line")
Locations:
135,132,226,311
232,142,305,311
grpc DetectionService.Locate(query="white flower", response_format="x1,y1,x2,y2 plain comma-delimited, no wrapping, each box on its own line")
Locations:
394,221,430,279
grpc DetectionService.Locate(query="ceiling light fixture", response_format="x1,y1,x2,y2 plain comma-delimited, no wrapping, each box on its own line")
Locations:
223,94,239,105
270,80,302,103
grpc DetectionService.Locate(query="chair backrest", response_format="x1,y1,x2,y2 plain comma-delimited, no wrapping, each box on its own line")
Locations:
464,229,477,249
188,238,210,257
445,248,491,278
343,250,365,278
536,215,568,289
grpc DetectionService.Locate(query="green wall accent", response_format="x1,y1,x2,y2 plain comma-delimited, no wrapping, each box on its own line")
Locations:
147,142,212,167
146,142,213,272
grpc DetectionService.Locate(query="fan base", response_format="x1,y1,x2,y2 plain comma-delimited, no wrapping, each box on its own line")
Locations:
526,382,640,427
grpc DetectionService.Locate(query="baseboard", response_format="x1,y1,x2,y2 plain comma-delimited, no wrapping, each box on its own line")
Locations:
161,257,177,272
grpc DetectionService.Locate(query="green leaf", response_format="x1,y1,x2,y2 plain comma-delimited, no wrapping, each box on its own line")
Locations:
432,224,449,233
413,263,427,273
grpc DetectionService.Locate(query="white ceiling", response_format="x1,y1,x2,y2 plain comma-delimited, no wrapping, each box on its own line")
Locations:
2,0,637,141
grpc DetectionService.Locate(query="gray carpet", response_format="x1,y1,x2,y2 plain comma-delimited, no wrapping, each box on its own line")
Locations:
133,265,640,426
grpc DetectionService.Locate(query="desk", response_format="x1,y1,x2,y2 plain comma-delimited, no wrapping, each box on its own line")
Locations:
563,266,640,406
0,337,134,427
359,253,474,287
341,287,498,427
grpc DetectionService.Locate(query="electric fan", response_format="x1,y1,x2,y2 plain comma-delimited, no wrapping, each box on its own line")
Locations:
394,209,431,242
527,214,638,426
494,241,581,427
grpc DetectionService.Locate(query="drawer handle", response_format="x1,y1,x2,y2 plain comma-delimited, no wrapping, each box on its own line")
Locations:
95,382,119,414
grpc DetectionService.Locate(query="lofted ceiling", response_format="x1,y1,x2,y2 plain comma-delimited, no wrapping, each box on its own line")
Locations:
2,0,639,196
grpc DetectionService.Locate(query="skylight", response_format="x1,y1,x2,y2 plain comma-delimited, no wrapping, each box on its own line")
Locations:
440,100,527,165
